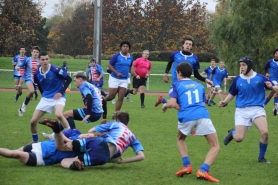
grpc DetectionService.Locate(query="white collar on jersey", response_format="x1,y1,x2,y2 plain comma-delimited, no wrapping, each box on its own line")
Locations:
120,52,130,59
40,64,51,79
180,78,191,81
179,51,193,57
240,71,257,84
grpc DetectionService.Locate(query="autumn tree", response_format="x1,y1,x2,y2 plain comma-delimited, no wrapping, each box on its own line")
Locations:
211,0,278,75
0,0,44,56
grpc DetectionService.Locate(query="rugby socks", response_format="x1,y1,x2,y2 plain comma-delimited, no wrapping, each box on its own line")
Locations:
32,133,38,142
264,97,270,105
125,89,133,97
162,98,167,104
15,94,20,101
182,156,191,167
200,163,210,172
258,142,268,160
140,93,145,105
231,130,236,136
274,97,278,104
67,118,76,129
34,91,38,97
101,90,107,97
24,97,31,106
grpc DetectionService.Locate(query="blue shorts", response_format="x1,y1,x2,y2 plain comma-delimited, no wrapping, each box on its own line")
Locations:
73,108,102,124
13,75,24,81
25,79,33,85
79,137,110,166
91,81,104,89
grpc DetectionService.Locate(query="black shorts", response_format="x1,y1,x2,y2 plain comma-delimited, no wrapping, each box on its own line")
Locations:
132,77,147,88
23,144,37,166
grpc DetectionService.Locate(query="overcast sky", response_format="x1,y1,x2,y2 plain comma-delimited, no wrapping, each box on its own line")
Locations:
35,0,218,18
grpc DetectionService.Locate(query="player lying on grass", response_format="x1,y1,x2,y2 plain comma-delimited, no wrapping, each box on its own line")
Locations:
162,62,220,183
40,111,145,170
0,129,81,166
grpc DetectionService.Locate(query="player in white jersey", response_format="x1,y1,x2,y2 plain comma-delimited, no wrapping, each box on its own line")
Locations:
162,62,220,183
220,56,278,164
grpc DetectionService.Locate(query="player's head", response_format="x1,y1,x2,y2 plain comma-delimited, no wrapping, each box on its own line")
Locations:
120,41,131,54
210,59,216,67
142,50,149,59
90,58,96,66
273,48,278,60
73,71,87,87
239,56,253,75
176,62,192,79
39,51,50,67
18,46,26,55
114,111,129,126
219,60,225,68
63,61,67,66
181,35,194,52
31,46,40,58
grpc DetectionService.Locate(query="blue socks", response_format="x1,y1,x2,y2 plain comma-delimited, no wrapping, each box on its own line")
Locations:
162,98,167,104
232,130,236,136
264,97,270,105
258,142,268,160
24,97,30,106
32,133,38,142
182,156,190,167
200,163,210,172
274,97,278,104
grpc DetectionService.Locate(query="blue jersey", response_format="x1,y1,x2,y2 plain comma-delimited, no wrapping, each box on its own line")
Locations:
204,66,215,79
78,82,103,113
94,122,144,156
170,79,210,123
212,67,228,86
109,52,133,80
89,64,104,87
170,51,200,84
12,55,26,76
61,65,68,73
40,129,81,165
229,72,271,108
16,57,35,81
34,64,69,98
264,59,278,82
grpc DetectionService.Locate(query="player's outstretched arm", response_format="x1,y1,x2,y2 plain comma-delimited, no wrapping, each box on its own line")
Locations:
219,94,234,107
118,151,145,164
162,98,177,112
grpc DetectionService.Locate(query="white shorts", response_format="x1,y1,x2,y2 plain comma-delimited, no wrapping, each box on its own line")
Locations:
31,143,45,166
178,118,216,136
235,106,266,128
36,97,66,114
108,75,128,89
271,80,278,85
127,77,130,84
206,83,211,88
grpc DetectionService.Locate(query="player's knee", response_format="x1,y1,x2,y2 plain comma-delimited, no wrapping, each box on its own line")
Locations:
30,119,37,126
55,113,64,120
261,130,268,139
234,136,244,142
11,151,22,158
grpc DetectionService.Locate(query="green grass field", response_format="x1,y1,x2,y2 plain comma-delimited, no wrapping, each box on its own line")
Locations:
1,91,278,185
0,57,235,92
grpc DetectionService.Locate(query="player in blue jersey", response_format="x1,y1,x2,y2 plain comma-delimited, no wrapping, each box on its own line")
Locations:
15,46,40,116
12,46,27,103
208,60,228,106
40,111,144,170
61,61,68,73
264,48,278,115
162,62,220,182
105,41,134,113
201,59,216,103
220,56,278,164
29,51,72,143
88,58,107,97
0,129,81,166
155,35,213,107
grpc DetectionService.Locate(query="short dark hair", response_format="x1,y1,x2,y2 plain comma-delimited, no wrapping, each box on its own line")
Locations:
38,51,48,58
176,62,192,78
73,71,87,80
120,41,131,49
114,111,130,126
210,58,216,62
181,35,194,46
18,46,25,51
273,48,278,55
32,46,40,52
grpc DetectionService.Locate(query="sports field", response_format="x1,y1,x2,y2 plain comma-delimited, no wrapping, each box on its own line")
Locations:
0,90,278,185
